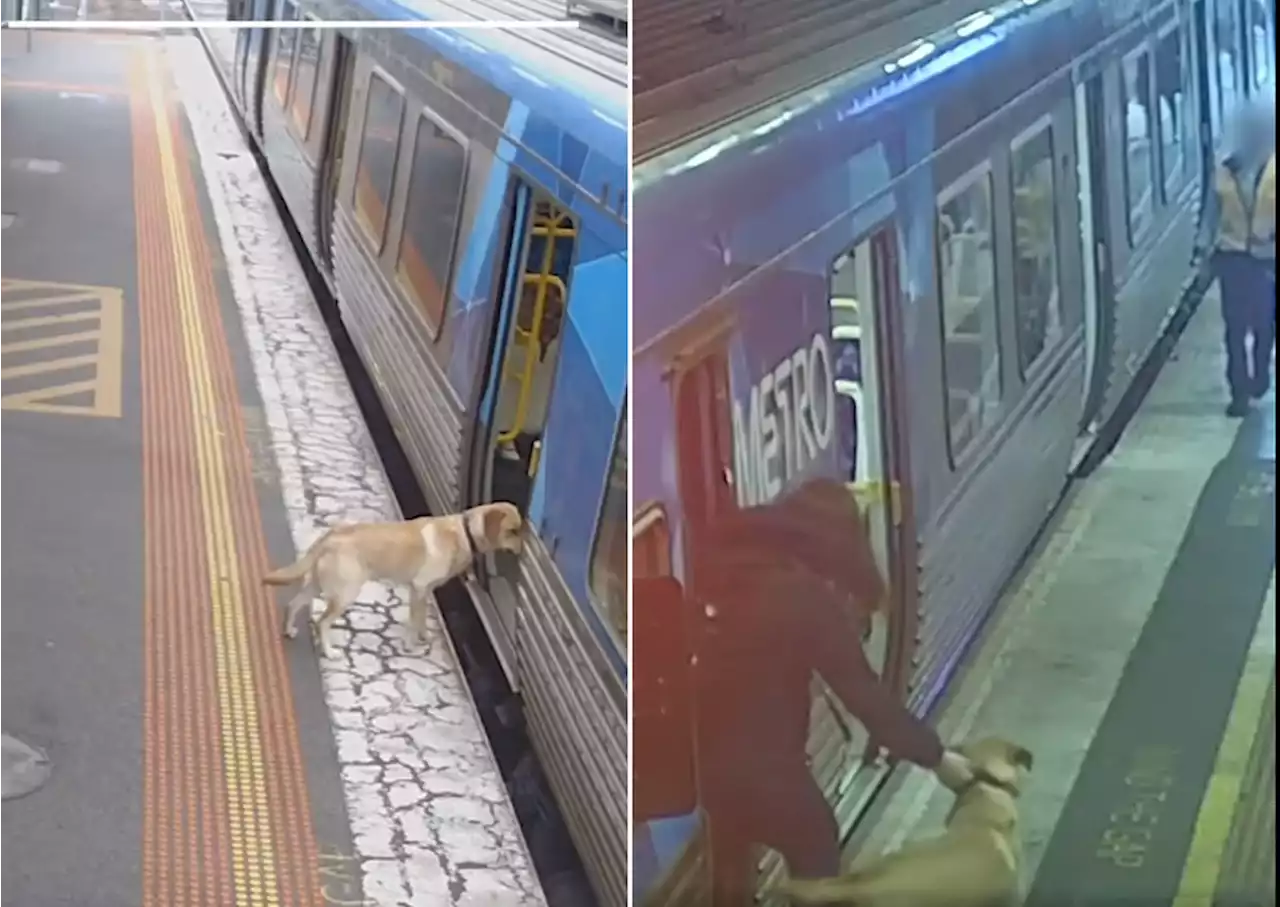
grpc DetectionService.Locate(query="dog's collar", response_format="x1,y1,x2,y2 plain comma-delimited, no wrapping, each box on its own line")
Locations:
958,769,1021,797
463,516,481,564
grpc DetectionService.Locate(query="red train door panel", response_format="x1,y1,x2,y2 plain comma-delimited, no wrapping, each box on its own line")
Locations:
633,506,696,822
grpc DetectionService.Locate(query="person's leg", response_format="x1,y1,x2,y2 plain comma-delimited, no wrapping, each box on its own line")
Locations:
1217,255,1253,415
755,766,842,881
704,807,759,907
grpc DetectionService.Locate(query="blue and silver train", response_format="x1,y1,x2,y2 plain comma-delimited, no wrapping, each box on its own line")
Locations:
223,2,629,903
632,0,1274,900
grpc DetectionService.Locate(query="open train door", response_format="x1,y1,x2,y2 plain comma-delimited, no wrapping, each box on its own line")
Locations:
827,222,920,748
315,31,355,273
1074,61,1119,438
633,308,738,829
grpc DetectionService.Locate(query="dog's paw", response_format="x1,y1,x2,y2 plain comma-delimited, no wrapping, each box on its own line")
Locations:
283,623,298,639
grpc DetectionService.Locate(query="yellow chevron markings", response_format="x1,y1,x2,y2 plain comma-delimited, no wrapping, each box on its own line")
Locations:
1,277,124,418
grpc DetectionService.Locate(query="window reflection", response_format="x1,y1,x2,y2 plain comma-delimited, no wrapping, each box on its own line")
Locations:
1011,128,1061,375
1249,0,1272,87
1217,0,1241,111
289,26,321,139
272,0,299,105
396,117,467,334
1121,48,1154,240
1155,29,1187,195
937,171,1002,459
353,74,404,249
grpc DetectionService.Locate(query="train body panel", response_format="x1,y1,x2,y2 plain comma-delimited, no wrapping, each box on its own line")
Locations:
632,0,1274,900
226,2,628,903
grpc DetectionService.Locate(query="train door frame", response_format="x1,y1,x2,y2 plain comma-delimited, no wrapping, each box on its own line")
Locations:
233,0,248,105
314,31,356,273
464,176,579,677
1193,0,1224,153
826,221,920,734
1074,65,1119,433
237,0,274,139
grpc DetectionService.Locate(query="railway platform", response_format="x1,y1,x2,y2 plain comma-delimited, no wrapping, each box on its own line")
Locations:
859,284,1275,907
1,29,544,907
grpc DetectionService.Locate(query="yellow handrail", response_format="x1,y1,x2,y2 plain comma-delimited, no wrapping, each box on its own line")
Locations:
847,479,903,526
496,209,574,445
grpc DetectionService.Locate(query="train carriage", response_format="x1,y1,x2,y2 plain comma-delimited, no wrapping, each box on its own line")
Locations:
632,0,1274,901
222,2,630,903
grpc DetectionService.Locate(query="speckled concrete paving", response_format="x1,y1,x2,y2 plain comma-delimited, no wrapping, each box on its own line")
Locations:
164,36,546,907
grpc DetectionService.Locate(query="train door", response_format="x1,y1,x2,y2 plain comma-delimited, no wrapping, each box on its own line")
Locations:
1075,68,1119,434
316,33,355,272
236,0,273,139
232,0,249,105
1195,0,1225,150
631,315,733,905
468,182,578,656
827,224,916,751
232,0,247,102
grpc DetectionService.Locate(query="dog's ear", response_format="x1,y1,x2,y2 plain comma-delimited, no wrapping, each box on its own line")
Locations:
981,741,1034,788
480,505,507,545
1010,744,1035,772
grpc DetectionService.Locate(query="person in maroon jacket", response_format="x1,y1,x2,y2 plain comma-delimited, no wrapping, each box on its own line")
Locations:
678,477,971,904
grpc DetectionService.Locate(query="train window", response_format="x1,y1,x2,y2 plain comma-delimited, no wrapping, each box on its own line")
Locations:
395,115,468,336
1120,48,1155,242
289,22,321,140
589,403,628,651
272,0,299,107
1010,125,1061,376
1207,10,1225,140
353,73,405,252
1216,0,1242,110
1248,0,1272,88
1155,28,1187,196
936,169,1002,461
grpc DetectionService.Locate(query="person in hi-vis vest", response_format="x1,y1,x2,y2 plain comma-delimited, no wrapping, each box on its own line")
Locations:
1202,101,1275,416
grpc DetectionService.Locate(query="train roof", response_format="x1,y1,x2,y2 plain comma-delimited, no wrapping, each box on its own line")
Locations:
635,0,1083,186
353,0,627,149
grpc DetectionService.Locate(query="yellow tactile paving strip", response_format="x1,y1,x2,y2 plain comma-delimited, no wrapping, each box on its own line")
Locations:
128,43,322,906
1214,675,1275,906
1174,569,1276,907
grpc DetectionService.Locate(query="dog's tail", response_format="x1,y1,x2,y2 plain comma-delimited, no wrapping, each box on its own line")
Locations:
262,532,329,588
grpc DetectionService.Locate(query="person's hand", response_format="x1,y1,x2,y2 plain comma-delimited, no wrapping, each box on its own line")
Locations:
935,748,976,791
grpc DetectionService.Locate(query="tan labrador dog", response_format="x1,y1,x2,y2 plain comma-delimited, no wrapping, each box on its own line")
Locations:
773,737,1034,907
263,503,524,659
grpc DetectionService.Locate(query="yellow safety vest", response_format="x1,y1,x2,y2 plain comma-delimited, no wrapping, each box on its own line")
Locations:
1214,151,1276,261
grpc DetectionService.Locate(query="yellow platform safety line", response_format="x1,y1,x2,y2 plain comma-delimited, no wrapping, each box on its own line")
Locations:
1172,569,1276,907
143,48,280,907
